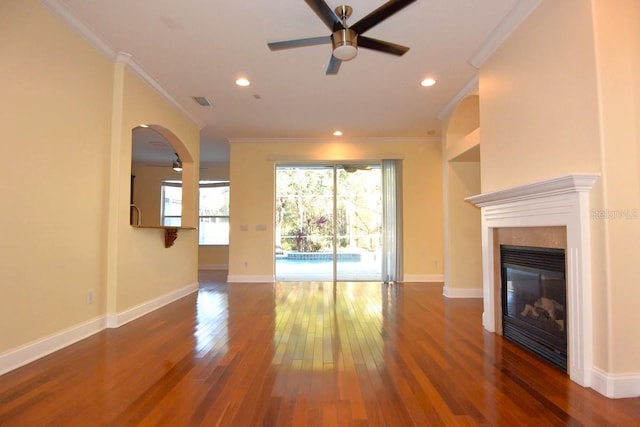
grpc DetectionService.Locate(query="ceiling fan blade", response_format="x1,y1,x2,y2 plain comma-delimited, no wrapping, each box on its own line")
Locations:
350,0,417,35
268,36,331,51
358,36,409,56
326,55,342,75
304,0,344,31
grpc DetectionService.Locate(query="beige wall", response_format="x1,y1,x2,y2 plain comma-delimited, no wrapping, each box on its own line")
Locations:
445,162,481,290
480,0,640,374
199,246,230,269
590,0,640,373
228,139,443,279
480,0,601,193
0,0,200,355
0,0,113,352
112,68,200,312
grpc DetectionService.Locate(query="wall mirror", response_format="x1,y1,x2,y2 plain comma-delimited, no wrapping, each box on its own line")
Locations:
130,126,183,227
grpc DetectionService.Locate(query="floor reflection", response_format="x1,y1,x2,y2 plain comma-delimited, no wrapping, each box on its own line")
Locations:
194,287,228,355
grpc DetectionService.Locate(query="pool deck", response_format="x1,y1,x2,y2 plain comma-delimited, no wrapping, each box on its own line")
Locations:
275,252,381,281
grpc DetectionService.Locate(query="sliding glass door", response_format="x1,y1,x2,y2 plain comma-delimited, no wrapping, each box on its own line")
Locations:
275,164,385,281
334,165,382,280
275,166,335,280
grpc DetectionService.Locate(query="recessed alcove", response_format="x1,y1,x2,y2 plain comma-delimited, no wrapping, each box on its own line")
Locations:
443,94,482,297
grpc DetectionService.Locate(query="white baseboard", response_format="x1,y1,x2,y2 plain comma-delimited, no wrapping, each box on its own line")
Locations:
0,315,106,376
227,275,275,283
442,286,483,299
591,367,640,399
402,274,444,283
198,264,228,271
0,282,199,376
107,281,199,328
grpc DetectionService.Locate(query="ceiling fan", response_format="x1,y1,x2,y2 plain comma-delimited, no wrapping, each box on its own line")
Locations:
268,0,416,75
341,164,372,173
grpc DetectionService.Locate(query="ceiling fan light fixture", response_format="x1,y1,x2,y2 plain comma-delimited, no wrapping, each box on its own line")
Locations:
332,29,358,61
172,153,183,172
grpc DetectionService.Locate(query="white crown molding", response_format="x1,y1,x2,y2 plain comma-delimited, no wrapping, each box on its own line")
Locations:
437,74,479,121
468,0,543,68
437,0,542,122
115,53,205,129
40,1,204,129
229,137,440,145
40,0,115,59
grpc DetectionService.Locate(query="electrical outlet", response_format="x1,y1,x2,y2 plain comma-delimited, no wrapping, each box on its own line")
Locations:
87,290,94,304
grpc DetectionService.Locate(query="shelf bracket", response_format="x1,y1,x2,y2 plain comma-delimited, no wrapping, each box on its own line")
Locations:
164,228,179,248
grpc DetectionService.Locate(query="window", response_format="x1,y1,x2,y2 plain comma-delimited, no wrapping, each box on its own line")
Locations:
161,181,182,226
160,180,230,245
199,181,230,245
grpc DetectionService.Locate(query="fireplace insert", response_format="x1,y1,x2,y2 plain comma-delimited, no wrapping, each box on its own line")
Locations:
500,245,567,371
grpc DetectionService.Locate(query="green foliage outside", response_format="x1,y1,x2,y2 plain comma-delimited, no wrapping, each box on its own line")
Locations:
275,166,382,253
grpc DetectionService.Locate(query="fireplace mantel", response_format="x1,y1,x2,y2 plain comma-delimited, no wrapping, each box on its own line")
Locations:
466,173,599,388
466,174,599,207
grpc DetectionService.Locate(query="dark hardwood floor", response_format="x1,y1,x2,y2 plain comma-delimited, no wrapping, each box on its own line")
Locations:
1,271,639,426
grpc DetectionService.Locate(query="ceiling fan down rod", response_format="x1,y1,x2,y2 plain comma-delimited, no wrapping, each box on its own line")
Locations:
335,5,353,25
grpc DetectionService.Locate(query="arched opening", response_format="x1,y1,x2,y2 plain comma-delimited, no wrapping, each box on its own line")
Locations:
130,124,195,228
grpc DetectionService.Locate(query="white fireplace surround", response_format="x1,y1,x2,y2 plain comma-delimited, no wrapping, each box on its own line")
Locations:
466,174,599,389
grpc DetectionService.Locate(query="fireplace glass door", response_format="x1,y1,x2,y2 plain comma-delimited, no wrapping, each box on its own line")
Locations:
501,245,567,371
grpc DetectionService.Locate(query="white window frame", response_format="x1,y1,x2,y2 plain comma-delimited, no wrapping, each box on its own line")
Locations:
160,180,230,245
199,181,230,246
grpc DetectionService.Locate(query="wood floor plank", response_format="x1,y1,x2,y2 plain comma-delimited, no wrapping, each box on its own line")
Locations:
1,272,639,426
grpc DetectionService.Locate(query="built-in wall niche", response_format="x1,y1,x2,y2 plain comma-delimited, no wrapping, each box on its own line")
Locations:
130,125,184,227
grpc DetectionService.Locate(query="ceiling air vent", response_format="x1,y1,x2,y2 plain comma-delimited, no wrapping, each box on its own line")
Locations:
192,96,212,107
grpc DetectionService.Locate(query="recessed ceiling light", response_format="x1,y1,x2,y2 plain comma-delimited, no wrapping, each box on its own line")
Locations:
333,130,343,136
235,78,251,87
421,78,436,87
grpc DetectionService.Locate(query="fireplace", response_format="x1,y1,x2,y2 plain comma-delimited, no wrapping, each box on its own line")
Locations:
466,174,599,388
501,245,567,371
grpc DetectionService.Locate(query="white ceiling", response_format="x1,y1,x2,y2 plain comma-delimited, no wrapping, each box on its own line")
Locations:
46,0,537,163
